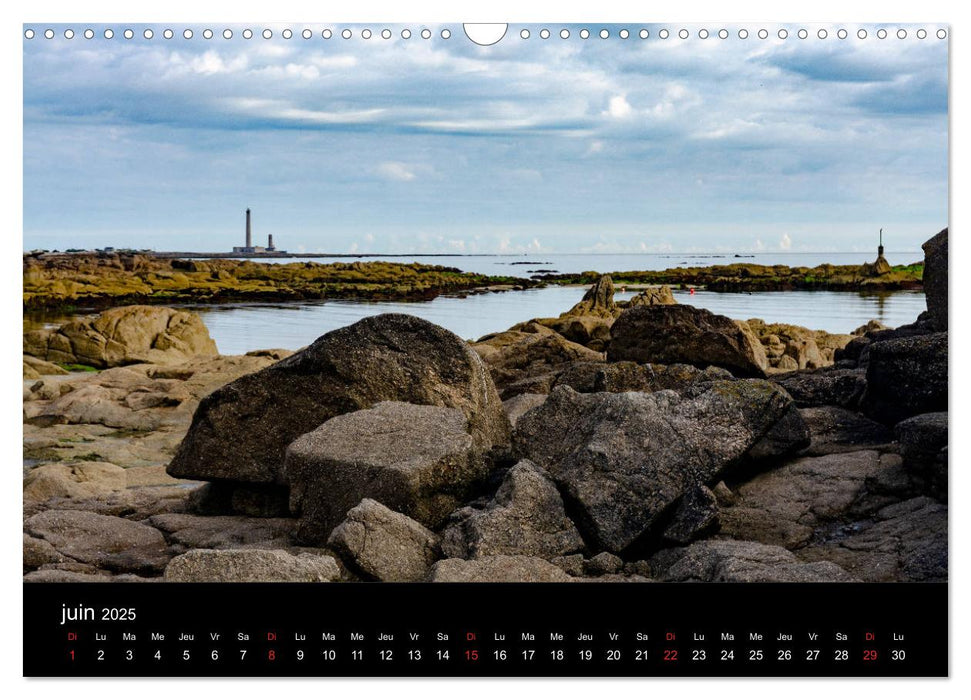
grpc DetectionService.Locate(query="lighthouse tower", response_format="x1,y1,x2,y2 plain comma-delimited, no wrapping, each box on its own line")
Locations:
246,208,252,250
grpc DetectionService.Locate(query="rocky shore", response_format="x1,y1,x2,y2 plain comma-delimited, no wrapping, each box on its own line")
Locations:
22,229,947,584
536,260,924,293
23,253,535,312
25,248,924,315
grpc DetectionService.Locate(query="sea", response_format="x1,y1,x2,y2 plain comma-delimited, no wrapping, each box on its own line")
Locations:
226,251,923,276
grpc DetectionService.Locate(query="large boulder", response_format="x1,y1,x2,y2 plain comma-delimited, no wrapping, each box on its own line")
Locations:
513,381,807,552
651,540,856,582
921,228,947,331
607,305,768,378
24,510,172,575
23,306,218,369
860,332,947,424
163,549,340,582
285,402,489,542
427,555,572,582
168,314,509,485
440,460,585,560
327,499,441,582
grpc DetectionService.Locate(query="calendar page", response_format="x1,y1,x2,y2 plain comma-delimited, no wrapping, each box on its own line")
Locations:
21,21,948,678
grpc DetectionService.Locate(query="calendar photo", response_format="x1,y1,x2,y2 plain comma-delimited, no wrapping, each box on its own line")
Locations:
23,23,947,599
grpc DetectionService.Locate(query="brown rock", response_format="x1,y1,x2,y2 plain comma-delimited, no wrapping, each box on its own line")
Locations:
24,305,218,369
608,305,768,377
23,461,127,502
24,510,172,574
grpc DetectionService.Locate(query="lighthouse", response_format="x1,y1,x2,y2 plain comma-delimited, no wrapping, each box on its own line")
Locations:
246,208,252,249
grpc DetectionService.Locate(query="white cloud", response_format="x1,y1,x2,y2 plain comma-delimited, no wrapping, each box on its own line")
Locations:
376,162,417,182
604,95,633,118
176,50,249,76
779,234,793,250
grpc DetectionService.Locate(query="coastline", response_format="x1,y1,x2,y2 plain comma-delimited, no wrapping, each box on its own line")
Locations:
24,251,924,314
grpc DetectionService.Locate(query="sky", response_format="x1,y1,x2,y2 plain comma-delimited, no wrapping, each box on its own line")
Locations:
22,23,948,255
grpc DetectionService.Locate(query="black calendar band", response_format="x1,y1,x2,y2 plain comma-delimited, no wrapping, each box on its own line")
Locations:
23,582,947,677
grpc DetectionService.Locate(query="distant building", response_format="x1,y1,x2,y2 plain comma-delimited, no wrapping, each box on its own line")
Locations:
232,209,286,254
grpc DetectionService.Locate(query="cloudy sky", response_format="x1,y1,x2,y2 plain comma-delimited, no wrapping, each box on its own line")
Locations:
23,24,948,254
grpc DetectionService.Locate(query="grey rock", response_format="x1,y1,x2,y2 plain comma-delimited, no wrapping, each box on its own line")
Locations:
895,412,947,500
514,381,805,552
774,368,867,408
147,513,296,551
583,552,624,576
23,533,67,571
25,510,172,575
718,450,912,550
608,305,768,378
440,460,584,560
427,555,572,582
327,499,440,582
860,332,947,424
286,402,488,542
502,393,548,429
550,553,585,576
662,485,719,545
164,548,340,582
799,497,947,582
554,361,732,395
652,540,857,583
896,412,948,459
169,313,509,485
799,406,894,456
24,569,116,583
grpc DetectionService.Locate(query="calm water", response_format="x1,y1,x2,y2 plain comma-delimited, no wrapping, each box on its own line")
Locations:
185,287,926,356
224,251,923,276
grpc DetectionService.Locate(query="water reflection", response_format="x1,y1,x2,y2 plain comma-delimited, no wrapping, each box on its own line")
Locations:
23,287,926,357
